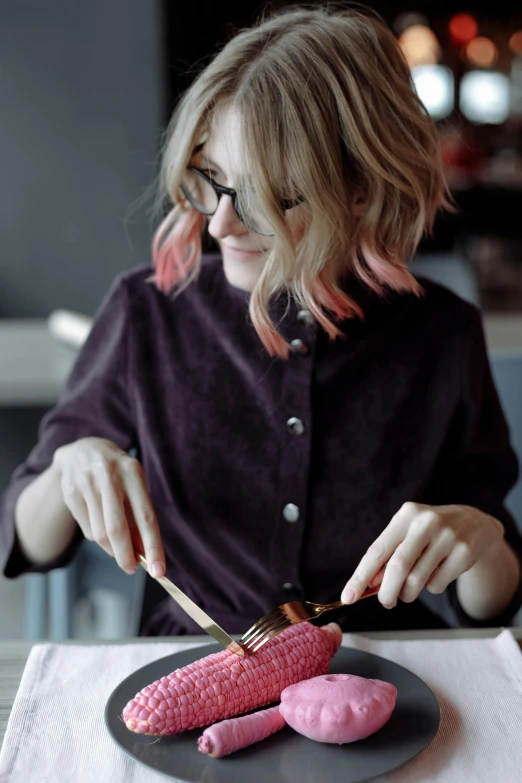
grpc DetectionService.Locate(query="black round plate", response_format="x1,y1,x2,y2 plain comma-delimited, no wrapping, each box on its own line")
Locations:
105,643,440,783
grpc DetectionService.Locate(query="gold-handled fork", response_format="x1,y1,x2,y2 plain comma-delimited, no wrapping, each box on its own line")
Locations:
239,583,381,655
137,542,384,658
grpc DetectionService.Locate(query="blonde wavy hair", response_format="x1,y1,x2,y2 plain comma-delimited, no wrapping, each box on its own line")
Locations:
152,3,452,358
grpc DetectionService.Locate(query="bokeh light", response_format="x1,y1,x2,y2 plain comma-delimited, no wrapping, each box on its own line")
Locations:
411,65,454,120
465,37,499,68
509,31,522,56
399,25,441,69
449,14,478,46
460,71,510,124
394,12,430,36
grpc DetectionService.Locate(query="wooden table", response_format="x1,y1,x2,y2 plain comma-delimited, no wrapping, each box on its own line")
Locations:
2,628,522,750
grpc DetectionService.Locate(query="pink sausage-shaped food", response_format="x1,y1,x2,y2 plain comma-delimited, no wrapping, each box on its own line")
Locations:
198,705,287,757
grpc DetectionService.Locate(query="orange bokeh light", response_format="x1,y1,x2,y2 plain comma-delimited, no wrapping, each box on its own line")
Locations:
449,13,478,46
398,25,441,68
465,37,498,68
509,31,522,55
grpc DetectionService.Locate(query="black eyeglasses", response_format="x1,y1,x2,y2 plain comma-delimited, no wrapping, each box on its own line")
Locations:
180,165,304,237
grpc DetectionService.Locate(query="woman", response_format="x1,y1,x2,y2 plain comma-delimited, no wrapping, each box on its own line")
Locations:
1,5,521,636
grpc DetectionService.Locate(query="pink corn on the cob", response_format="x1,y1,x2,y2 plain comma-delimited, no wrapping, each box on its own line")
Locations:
123,621,342,736
198,705,287,757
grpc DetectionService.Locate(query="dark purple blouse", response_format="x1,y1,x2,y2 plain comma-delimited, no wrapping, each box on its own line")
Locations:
2,254,522,635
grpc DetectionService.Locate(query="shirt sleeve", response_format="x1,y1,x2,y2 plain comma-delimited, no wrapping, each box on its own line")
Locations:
419,305,522,627
0,274,137,578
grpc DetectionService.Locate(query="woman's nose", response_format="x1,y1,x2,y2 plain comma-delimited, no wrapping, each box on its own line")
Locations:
207,195,245,239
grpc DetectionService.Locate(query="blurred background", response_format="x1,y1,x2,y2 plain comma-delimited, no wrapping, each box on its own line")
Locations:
1,0,522,641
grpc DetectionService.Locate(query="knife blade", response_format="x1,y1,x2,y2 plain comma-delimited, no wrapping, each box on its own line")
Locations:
136,553,247,657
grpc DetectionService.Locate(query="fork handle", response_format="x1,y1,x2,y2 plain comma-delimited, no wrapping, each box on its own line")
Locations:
355,583,381,601
330,583,381,610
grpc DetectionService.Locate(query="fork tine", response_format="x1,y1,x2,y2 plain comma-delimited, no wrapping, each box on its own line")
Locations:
240,609,285,644
242,613,292,650
242,613,286,645
242,618,293,654
242,614,289,648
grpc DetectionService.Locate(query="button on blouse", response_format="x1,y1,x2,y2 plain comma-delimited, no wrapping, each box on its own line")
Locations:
1,253,521,636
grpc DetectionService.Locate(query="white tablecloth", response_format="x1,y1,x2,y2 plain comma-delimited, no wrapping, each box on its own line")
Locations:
1,631,522,782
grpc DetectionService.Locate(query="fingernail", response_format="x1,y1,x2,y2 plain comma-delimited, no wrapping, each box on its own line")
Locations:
124,567,136,575
341,588,355,604
151,561,163,578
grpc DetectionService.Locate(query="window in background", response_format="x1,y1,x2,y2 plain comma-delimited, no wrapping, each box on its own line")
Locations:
511,56,522,116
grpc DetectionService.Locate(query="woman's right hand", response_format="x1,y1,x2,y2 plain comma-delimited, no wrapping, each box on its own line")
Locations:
52,437,165,577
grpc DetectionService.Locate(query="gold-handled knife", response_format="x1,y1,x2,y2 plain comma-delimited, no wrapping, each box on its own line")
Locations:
136,553,247,657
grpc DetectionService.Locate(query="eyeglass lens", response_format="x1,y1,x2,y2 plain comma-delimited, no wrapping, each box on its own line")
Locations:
182,169,274,235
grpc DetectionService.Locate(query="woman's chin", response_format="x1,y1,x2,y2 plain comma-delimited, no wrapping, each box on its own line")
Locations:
222,255,265,293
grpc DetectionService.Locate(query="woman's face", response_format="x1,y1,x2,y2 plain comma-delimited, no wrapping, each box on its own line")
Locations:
200,107,305,292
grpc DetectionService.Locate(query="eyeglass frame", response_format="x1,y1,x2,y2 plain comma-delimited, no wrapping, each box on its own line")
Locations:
181,165,304,237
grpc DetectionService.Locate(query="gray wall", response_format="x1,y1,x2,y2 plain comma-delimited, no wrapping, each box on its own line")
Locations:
0,1,164,495
0,0,164,317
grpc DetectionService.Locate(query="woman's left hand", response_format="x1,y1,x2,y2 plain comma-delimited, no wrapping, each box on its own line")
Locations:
341,502,505,608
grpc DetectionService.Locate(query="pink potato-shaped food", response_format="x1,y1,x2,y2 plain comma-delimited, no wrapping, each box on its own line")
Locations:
279,673,397,744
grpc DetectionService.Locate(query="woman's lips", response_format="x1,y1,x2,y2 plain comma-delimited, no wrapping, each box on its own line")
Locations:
221,243,267,260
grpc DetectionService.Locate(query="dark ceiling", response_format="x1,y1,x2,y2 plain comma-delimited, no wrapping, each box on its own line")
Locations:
161,0,522,111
